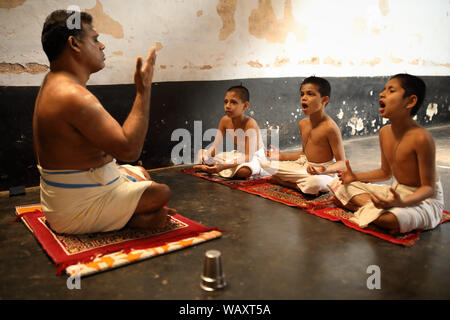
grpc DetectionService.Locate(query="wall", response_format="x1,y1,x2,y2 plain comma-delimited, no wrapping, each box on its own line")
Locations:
1,0,449,190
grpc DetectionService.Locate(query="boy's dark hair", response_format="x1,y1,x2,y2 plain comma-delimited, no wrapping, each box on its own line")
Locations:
42,9,93,62
300,76,331,99
390,73,426,116
226,85,250,103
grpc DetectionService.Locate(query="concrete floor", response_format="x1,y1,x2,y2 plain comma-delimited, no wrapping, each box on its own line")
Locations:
0,125,449,300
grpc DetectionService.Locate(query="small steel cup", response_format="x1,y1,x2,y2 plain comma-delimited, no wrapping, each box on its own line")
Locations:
200,250,227,291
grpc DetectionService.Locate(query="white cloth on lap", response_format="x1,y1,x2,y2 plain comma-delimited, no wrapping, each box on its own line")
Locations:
327,178,444,233
261,155,336,195
205,148,270,178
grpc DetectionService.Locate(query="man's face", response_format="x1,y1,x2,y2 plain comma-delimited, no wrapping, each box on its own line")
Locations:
300,83,328,115
78,23,105,73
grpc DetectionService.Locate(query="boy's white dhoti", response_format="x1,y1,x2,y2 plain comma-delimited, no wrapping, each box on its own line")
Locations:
38,159,152,234
327,178,444,233
205,148,270,178
261,155,337,195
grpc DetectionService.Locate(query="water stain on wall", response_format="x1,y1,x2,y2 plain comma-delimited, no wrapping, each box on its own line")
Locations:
361,57,381,67
274,56,289,67
248,60,263,68
390,54,403,64
217,0,236,40
0,0,26,9
85,0,124,39
155,42,163,51
426,103,438,121
248,0,307,43
182,61,213,70
323,56,342,67
298,57,319,65
0,62,48,74
379,0,389,16
346,115,364,135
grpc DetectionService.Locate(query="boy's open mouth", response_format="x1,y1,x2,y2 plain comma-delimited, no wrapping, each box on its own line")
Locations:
379,100,385,113
301,103,308,110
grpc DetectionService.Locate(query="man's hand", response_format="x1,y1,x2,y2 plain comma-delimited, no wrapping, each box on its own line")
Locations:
265,145,281,161
135,46,157,93
337,160,357,184
370,187,404,209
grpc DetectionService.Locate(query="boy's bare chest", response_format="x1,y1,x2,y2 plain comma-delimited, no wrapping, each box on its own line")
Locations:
384,139,417,170
301,126,328,147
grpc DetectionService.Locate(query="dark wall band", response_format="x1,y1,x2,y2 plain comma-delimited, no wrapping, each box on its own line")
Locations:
1,76,449,191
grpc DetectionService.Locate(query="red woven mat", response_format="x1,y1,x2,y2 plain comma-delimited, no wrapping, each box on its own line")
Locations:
15,204,221,274
182,168,450,246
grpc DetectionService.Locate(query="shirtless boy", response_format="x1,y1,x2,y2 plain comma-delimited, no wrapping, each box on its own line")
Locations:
33,10,174,234
329,74,444,234
265,76,346,195
194,85,268,179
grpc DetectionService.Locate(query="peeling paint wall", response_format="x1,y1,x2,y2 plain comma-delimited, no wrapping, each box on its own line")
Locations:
0,0,449,86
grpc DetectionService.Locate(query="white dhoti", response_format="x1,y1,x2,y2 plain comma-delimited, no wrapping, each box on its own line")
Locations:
206,148,271,178
327,178,444,233
261,155,336,195
38,159,153,234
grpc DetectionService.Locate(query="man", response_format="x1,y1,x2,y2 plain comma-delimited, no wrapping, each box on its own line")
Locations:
33,9,174,234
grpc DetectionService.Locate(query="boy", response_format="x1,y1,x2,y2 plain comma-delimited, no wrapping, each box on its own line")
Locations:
194,85,268,179
329,74,444,234
264,76,346,195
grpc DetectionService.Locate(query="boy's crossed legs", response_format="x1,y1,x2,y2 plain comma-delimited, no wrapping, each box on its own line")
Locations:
333,193,400,234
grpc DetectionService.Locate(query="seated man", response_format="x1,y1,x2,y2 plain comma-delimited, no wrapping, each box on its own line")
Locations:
264,77,346,195
34,10,174,234
329,74,444,234
194,85,269,179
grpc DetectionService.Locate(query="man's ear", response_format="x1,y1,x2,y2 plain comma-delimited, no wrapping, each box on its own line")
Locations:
243,101,250,110
67,35,81,53
405,94,418,111
322,95,330,107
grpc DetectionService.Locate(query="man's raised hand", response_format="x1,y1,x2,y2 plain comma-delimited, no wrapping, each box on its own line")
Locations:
135,46,157,93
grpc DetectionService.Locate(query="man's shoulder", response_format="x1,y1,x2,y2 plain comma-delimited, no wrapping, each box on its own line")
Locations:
43,78,92,108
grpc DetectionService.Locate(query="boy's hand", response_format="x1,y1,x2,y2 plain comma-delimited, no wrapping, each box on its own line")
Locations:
337,160,357,184
307,165,326,175
265,145,281,160
135,47,157,93
370,187,404,209
197,149,208,164
193,162,223,174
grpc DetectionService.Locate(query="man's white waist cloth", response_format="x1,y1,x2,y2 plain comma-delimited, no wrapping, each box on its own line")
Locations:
38,159,152,234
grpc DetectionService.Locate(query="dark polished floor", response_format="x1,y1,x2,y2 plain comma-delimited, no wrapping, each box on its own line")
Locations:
0,125,449,300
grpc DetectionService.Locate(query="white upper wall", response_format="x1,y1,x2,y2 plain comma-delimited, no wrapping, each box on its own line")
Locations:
0,0,449,86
